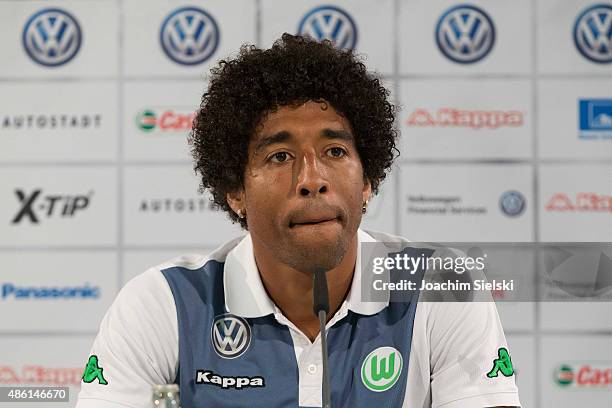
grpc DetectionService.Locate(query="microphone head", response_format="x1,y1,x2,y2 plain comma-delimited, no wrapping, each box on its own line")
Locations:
313,267,330,315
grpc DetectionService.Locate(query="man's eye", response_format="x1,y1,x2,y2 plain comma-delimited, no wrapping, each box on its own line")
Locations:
327,147,347,158
269,152,290,163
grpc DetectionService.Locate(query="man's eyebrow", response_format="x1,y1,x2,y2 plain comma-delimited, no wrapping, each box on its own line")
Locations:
321,128,354,143
252,131,292,156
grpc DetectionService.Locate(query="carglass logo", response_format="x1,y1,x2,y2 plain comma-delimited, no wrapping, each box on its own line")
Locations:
555,363,612,388
136,108,195,133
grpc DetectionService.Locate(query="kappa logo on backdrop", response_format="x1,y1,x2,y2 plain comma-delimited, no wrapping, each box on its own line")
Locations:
211,314,251,359
435,4,495,64
11,189,93,224
573,4,612,64
406,108,524,129
361,347,403,392
545,193,612,213
0,365,83,385
160,7,220,66
22,8,82,67
499,191,526,217
136,108,195,133
298,6,358,50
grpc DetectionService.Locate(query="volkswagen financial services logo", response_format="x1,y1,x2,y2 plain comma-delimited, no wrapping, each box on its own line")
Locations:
22,8,82,67
211,314,251,359
499,191,526,217
298,6,357,50
574,4,612,64
160,7,220,65
435,4,495,64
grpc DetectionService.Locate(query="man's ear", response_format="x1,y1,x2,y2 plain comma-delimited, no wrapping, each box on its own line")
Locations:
362,177,372,203
226,189,246,216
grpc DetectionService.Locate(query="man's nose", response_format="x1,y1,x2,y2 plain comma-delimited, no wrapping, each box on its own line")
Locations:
295,154,330,197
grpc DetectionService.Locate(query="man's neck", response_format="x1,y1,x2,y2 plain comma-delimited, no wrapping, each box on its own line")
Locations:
253,234,358,342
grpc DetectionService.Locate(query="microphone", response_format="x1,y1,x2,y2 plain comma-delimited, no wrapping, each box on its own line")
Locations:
313,267,331,408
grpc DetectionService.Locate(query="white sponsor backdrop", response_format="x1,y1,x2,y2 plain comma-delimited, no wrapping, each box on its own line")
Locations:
123,81,205,161
0,252,117,332
1,1,611,407
398,163,534,241
0,336,95,408
399,0,532,74
540,335,612,407
400,79,532,159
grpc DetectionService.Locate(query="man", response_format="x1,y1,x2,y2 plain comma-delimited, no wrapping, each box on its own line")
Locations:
76,34,520,408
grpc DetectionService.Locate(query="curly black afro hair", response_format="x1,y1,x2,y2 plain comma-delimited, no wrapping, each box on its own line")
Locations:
190,33,399,230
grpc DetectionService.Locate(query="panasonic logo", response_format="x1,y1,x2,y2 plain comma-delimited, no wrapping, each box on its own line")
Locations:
1,283,101,300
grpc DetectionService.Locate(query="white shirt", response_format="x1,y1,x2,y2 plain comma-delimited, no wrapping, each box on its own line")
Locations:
76,228,521,408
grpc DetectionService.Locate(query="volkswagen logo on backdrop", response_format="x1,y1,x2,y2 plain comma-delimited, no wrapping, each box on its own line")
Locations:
298,5,357,50
573,4,612,64
160,7,220,66
22,8,82,67
435,4,495,64
211,314,251,359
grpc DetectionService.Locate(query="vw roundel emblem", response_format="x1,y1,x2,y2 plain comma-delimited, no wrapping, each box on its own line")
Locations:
22,8,82,67
435,4,495,64
211,314,251,359
573,4,612,64
499,190,526,217
298,5,358,50
160,7,220,66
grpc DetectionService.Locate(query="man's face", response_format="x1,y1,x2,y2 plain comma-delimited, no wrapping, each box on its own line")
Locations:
228,100,371,274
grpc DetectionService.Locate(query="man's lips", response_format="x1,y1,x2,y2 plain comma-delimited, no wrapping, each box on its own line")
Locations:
289,214,340,228
289,219,339,228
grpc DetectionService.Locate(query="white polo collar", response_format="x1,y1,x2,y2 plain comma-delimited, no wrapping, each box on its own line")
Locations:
223,227,389,318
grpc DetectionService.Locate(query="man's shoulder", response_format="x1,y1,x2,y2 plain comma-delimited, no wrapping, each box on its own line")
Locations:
362,228,468,258
124,233,248,294
361,228,411,244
